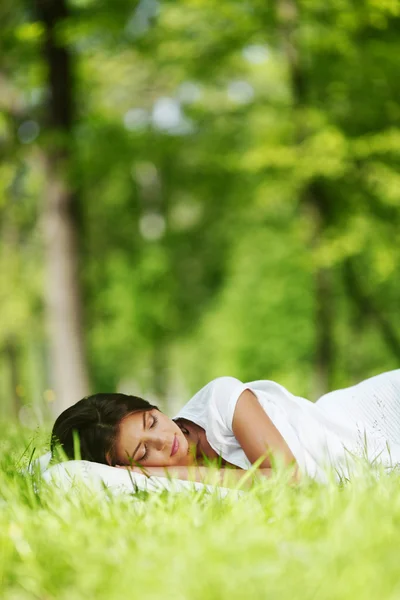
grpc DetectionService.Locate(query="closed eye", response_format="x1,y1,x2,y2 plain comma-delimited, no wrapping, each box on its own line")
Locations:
140,445,148,461
138,413,158,461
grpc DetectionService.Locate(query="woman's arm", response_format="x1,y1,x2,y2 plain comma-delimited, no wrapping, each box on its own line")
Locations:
232,389,300,480
118,464,273,489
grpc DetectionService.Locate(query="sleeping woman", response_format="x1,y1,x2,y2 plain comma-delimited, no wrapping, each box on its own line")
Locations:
51,370,400,485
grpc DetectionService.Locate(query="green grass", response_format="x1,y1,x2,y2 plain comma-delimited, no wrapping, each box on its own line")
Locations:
2,424,400,600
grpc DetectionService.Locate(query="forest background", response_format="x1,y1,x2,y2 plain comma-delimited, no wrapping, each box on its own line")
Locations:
1,0,400,424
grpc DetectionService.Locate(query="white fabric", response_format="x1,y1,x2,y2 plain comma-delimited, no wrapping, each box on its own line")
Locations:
39,460,234,497
30,453,234,497
174,371,400,482
29,451,52,474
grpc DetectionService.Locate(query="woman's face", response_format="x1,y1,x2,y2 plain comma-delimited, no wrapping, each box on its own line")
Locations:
112,409,192,467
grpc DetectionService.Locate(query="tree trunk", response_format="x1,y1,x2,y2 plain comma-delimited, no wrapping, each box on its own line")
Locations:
35,0,90,414
4,338,23,419
313,261,334,398
343,259,400,360
276,0,335,396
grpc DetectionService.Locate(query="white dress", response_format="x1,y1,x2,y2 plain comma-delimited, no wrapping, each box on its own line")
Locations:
174,370,400,482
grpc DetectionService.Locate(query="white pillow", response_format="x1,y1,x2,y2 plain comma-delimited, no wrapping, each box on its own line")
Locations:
40,459,236,498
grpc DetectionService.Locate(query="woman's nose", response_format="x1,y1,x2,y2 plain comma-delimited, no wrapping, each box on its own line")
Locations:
153,435,167,452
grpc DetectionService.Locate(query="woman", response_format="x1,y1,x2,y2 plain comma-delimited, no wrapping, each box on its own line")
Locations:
51,370,400,485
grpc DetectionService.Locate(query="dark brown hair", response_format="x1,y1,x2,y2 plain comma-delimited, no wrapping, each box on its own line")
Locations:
51,393,158,465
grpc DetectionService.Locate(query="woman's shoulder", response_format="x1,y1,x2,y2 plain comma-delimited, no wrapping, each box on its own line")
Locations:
191,376,247,408
173,377,245,427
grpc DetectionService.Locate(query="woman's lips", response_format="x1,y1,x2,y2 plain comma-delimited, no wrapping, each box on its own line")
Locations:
171,435,179,457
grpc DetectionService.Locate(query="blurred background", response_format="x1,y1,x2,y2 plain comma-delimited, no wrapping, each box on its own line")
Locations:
1,0,399,425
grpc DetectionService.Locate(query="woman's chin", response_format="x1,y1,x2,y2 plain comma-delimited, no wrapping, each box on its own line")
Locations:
177,448,194,467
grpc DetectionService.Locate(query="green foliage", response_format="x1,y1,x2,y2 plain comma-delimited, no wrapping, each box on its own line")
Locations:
1,0,400,415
